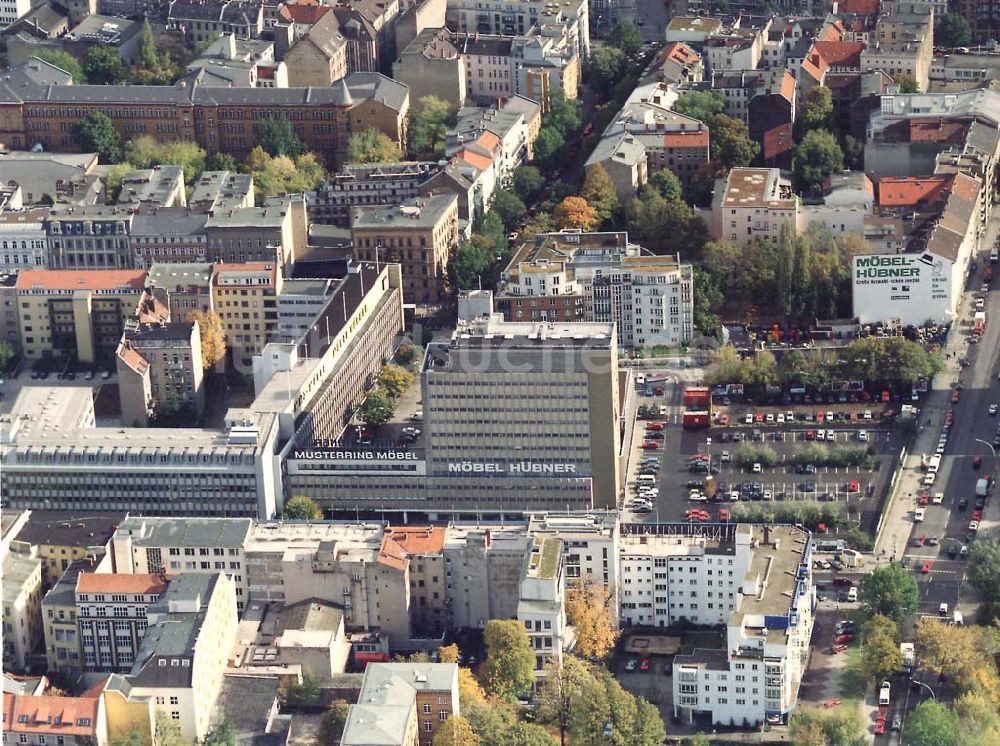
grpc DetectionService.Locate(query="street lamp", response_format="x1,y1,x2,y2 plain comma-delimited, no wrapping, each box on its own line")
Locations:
975,438,997,459
912,678,937,702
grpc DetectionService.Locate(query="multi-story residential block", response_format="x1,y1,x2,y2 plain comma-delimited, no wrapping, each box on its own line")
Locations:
665,16,723,44
342,663,459,746
2,690,108,746
0,0,30,31
496,230,695,347
76,572,168,674
11,511,123,588
273,278,337,341
309,162,441,227
393,28,467,110
117,166,187,208
859,1,933,92
14,269,147,363
646,41,704,85
954,0,1000,41
710,68,795,168
204,195,308,270
442,524,527,629
672,525,814,728
0,151,100,208
446,97,541,187
44,205,136,270
0,74,409,169
211,262,279,363
2,552,43,671
129,212,210,269
284,12,348,87
704,21,770,74
109,517,252,611
710,168,799,247
41,555,106,677
145,263,214,321
0,274,18,349
445,0,589,60
125,573,237,741
167,0,264,42
517,535,567,680
185,32,288,88
382,527,447,638
116,321,206,426
0,207,49,273
189,170,255,213
584,134,648,201
351,194,459,305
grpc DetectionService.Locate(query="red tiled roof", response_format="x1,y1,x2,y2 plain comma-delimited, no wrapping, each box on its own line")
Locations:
664,130,709,148
458,148,494,171
4,692,101,737
877,175,953,207
763,123,794,161
779,69,795,102
76,573,167,595
117,344,149,376
377,535,408,572
663,41,700,68
838,0,879,14
279,4,329,23
386,527,446,555
812,41,865,69
16,269,147,292
908,118,969,144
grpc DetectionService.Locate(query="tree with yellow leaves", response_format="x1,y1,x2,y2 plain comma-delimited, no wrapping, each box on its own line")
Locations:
438,643,459,663
431,716,479,746
554,196,598,231
187,309,226,371
565,578,619,660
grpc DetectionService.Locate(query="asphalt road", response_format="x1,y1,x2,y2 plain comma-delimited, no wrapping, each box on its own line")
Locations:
632,0,668,42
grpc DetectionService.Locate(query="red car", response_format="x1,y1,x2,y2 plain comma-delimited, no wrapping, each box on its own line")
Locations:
816,412,825,423
973,510,983,522
654,386,664,396
974,456,983,469
921,561,932,574
639,658,650,672
641,442,660,450
754,412,764,423
847,480,860,493
718,415,729,426
918,494,929,506
832,633,854,645
646,422,664,431
875,719,886,735
912,534,925,547
805,429,817,440
952,390,961,404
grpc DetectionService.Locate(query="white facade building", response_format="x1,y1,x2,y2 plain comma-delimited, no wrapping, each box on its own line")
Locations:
0,0,29,30
0,208,49,272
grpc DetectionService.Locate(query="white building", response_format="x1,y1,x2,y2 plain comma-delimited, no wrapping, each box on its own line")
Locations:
0,0,30,31
517,535,569,680
711,168,799,247
0,208,48,272
670,525,814,728
445,0,589,60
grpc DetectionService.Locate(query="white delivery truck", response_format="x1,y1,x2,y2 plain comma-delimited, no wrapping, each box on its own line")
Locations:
879,681,891,706
900,642,915,675
977,477,992,497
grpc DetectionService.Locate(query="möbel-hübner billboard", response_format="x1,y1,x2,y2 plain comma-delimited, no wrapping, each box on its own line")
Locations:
852,253,952,325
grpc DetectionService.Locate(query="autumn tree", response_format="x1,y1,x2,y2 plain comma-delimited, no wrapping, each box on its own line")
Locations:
432,716,478,746
457,668,486,709
915,619,1000,700
565,579,618,660
860,614,902,684
554,196,598,231
565,663,665,745
358,389,394,428
537,656,590,746
438,643,459,663
788,706,866,746
378,364,414,399
283,496,323,520
186,309,226,371
903,701,959,746
481,619,535,701
347,128,402,163
579,165,618,227
244,148,327,198
317,700,350,745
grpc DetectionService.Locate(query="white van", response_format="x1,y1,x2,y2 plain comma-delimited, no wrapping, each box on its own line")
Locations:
879,681,891,706
637,475,656,487
636,373,647,387
847,586,858,602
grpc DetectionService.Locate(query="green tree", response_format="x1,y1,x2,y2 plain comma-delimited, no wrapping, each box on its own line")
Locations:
625,187,708,256
317,700,351,745
673,90,725,124
860,614,903,684
838,336,943,385
537,656,590,746
0,341,17,373
788,706,866,746
132,20,175,85
937,11,972,48
282,496,322,520
794,129,844,194
586,47,626,95
432,716,479,746
82,46,126,84
497,723,558,746
346,128,402,163
710,113,760,169
512,166,545,202
491,190,527,231
842,133,864,170
481,619,535,701
859,563,918,622
902,700,960,746
378,363,415,398
609,19,643,56
202,722,235,746
153,711,189,746
969,539,1000,607
533,128,566,168
409,96,451,158
796,85,833,137
579,164,618,226
206,152,238,171
256,118,305,159
282,671,322,709
358,389,394,428
137,19,159,70
33,49,85,83
449,237,491,290
648,169,682,201
565,665,665,746
895,74,920,93
544,88,581,138
692,267,722,336
72,111,122,163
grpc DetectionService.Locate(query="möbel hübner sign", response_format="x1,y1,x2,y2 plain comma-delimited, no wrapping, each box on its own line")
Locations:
447,462,578,474
852,253,951,325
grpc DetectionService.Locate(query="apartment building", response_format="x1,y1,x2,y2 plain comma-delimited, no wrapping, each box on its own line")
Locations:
445,0,589,60
204,194,308,270
287,314,622,514
309,162,441,227
76,572,168,674
14,269,147,363
128,212,210,269
11,511,122,588
0,0,29,31
274,278,338,341
116,321,206,427
189,170,255,213
518,535,567,680
1,690,107,746
0,208,49,273
2,552,43,671
0,151,100,208
0,74,409,169
953,0,1000,41
41,556,105,678
109,517,252,611
710,69,795,168
284,12,349,87
496,230,695,347
211,262,280,362
145,263,214,320
167,0,264,43
343,663,459,746
351,194,459,305
447,97,542,187
710,168,799,247
382,527,447,638
859,1,933,92
117,167,187,209
44,205,136,270
393,28,466,110
673,525,814,728
185,33,287,88
125,574,238,741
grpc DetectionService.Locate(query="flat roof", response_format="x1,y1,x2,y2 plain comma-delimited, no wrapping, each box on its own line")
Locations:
114,516,252,549
734,525,810,620
16,511,125,548
668,16,722,33
351,194,457,230
16,269,147,292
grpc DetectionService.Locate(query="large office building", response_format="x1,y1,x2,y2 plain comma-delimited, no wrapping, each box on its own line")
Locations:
287,311,625,516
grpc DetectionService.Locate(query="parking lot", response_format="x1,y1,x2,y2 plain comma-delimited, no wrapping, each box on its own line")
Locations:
625,392,905,532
